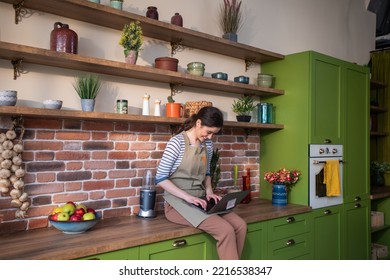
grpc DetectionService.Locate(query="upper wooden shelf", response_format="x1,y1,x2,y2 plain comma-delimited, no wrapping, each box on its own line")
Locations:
1,0,284,65
0,106,284,131
0,41,284,97
370,105,388,113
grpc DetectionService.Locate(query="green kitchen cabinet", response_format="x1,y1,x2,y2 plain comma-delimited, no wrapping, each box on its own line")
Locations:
343,199,371,259
260,51,369,207
312,205,343,259
266,213,313,259
241,221,267,260
343,65,370,203
139,233,217,260
77,246,140,260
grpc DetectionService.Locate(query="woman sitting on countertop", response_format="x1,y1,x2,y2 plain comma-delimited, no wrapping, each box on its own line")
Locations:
155,106,247,260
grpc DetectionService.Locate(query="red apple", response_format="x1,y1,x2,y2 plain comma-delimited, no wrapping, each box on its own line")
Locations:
86,208,96,215
70,214,82,221
50,213,58,221
66,201,77,207
74,208,85,216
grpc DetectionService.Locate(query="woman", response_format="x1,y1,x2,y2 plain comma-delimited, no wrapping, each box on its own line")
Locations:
156,106,247,260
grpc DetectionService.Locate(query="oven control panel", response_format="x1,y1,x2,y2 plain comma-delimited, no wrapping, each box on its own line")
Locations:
309,144,343,158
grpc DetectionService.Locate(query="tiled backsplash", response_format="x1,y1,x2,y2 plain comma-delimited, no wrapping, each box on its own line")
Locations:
0,117,260,233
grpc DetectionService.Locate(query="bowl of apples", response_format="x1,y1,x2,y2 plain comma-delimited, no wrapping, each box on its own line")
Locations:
48,202,101,234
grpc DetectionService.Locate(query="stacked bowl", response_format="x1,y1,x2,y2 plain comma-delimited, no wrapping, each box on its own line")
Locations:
187,62,205,76
0,90,17,106
257,73,274,88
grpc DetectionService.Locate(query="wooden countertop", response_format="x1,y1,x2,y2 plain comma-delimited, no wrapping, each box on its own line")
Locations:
0,199,311,260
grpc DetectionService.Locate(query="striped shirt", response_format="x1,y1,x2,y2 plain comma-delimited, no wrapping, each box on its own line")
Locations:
155,133,213,184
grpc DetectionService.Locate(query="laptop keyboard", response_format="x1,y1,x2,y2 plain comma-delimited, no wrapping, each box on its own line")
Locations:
193,197,216,212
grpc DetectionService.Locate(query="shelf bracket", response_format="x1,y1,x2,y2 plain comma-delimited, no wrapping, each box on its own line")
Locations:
12,0,34,24
11,58,24,80
171,39,185,56
245,58,256,72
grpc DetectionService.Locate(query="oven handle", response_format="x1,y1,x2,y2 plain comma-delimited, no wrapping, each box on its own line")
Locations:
313,160,345,164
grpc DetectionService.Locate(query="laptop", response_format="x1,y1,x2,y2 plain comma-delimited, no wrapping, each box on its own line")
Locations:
192,190,250,214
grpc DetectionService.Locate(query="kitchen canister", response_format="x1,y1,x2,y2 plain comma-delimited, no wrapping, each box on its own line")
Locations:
116,99,128,114
257,102,274,124
142,94,150,115
50,22,78,54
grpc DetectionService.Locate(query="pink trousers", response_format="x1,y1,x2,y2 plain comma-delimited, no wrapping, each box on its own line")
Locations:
164,203,247,260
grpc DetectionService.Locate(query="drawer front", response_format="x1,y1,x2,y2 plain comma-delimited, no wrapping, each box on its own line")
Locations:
267,233,312,260
267,214,311,241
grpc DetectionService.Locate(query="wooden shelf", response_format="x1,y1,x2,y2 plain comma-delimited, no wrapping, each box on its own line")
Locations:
370,80,387,90
371,224,390,233
371,186,390,200
0,106,284,131
0,41,284,97
0,0,284,65
370,131,389,137
370,105,388,113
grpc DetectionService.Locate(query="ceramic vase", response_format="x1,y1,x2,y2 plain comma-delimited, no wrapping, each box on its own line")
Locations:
125,50,138,64
171,12,183,26
146,6,159,20
110,0,123,10
166,103,184,118
223,32,238,42
272,184,287,206
81,99,95,112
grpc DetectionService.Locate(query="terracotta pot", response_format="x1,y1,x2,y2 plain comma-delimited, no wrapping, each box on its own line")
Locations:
166,103,184,118
155,57,179,72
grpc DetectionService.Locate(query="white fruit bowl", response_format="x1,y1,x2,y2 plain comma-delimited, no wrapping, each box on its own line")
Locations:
48,213,101,234
43,99,63,109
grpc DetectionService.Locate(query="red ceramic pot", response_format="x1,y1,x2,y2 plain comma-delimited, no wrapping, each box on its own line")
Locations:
155,57,179,72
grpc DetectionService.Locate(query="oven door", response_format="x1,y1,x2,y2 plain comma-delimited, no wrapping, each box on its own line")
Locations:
309,157,343,209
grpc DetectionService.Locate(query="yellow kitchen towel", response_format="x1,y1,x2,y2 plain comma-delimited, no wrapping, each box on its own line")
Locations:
323,160,341,196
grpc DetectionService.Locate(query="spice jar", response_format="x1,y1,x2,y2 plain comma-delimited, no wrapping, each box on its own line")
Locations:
50,22,78,54
146,6,159,20
116,99,128,114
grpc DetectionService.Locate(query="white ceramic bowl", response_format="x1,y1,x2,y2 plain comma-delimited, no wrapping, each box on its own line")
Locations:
43,100,63,109
0,90,17,106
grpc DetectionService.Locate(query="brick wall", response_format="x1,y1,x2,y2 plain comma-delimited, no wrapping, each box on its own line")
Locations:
0,116,260,233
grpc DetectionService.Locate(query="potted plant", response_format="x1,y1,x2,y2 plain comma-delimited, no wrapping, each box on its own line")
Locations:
231,95,256,122
73,74,101,112
218,0,243,42
370,161,390,186
166,85,184,117
119,21,143,64
210,148,221,191
264,168,301,205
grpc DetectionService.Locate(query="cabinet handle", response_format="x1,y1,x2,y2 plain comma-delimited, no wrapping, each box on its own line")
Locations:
286,239,295,246
323,209,332,215
286,217,295,223
324,139,332,143
172,239,187,247
354,196,361,202
354,203,361,208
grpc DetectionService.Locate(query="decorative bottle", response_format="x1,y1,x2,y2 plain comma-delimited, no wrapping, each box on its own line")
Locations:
142,94,150,116
146,6,159,20
50,22,78,54
171,12,183,27
154,99,161,116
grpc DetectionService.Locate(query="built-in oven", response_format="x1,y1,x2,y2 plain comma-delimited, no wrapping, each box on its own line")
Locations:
309,144,343,209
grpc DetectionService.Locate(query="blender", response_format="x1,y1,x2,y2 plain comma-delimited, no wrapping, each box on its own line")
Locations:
137,170,156,218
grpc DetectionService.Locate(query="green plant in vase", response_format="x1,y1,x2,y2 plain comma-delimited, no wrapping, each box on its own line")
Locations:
73,74,101,112
119,20,143,64
231,95,256,122
219,0,243,42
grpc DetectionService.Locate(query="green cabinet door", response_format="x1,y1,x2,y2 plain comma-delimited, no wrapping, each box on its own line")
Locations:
139,233,216,260
343,65,370,203
343,200,370,259
241,221,267,260
310,53,343,144
312,205,343,259
77,246,140,260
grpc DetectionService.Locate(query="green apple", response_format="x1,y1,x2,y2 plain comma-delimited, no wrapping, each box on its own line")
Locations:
76,203,87,212
62,203,76,215
57,212,70,221
83,212,95,221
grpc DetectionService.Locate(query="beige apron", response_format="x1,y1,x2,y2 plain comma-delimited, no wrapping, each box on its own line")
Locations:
163,131,212,227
